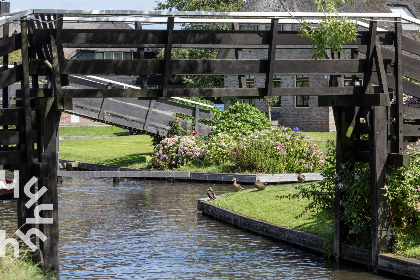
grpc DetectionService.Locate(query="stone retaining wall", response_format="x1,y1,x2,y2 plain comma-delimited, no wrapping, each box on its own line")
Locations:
197,200,420,280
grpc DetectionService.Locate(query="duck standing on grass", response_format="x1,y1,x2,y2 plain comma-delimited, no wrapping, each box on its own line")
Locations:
207,187,216,200
297,171,305,183
254,180,266,191
232,178,244,192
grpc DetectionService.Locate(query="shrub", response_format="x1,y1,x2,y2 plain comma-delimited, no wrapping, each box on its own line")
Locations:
297,140,420,244
233,128,326,173
211,103,271,139
151,135,204,169
204,133,238,165
386,141,420,238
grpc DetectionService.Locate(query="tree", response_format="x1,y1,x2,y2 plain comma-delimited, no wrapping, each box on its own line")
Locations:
264,96,280,122
156,0,358,60
155,0,248,89
155,0,246,12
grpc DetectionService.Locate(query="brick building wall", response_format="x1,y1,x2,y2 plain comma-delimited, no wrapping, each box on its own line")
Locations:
224,31,336,132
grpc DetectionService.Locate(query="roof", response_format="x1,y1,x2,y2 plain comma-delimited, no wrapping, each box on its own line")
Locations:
241,0,420,17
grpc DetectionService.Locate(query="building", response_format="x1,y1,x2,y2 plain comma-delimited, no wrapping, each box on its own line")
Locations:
224,0,420,132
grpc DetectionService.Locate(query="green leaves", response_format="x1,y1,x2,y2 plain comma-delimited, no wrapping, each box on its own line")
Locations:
211,103,272,139
155,0,246,12
299,0,358,59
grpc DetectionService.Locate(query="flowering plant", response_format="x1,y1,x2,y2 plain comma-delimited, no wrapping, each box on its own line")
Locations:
204,133,238,165
385,141,420,248
151,135,204,169
233,127,326,173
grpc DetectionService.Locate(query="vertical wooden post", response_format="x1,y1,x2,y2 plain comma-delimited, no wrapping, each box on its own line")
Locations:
394,20,404,154
364,19,377,95
2,23,9,132
50,22,64,110
36,97,61,271
369,105,390,272
143,100,155,131
19,18,35,237
162,17,174,98
135,22,147,89
265,18,279,96
193,104,199,133
364,17,391,273
233,23,246,89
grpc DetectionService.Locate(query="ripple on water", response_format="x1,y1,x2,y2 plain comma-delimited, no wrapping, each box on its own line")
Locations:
0,177,393,279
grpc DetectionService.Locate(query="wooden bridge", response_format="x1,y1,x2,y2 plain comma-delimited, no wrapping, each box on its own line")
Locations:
1,80,213,136
67,75,213,136
0,9,420,273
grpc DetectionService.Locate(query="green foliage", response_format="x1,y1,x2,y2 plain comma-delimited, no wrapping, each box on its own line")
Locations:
297,140,420,254
0,50,22,65
264,96,280,121
155,0,247,88
155,0,246,12
204,133,238,165
386,142,420,240
211,103,271,139
233,128,326,173
296,141,371,236
169,96,221,127
151,135,204,169
296,141,336,217
298,0,358,59
168,115,199,138
156,48,225,89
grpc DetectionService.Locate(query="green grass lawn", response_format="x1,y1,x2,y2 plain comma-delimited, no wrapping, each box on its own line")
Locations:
212,183,334,240
59,125,129,137
59,135,154,169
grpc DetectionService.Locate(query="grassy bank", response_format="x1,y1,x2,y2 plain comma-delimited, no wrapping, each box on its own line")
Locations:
0,251,56,280
212,183,334,240
59,125,129,137
211,183,420,259
59,135,154,169
58,126,335,169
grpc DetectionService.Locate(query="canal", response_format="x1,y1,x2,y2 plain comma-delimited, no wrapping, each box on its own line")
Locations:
1,177,394,279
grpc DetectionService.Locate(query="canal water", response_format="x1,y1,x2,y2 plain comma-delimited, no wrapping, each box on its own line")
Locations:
1,177,394,279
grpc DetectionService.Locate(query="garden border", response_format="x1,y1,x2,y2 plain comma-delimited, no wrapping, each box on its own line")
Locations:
57,159,323,183
197,199,420,280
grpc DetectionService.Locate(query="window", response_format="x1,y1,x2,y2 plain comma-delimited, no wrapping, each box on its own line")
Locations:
272,75,281,107
295,75,309,107
95,51,133,60
273,75,281,88
245,75,255,88
343,75,363,87
344,75,353,86
388,5,415,23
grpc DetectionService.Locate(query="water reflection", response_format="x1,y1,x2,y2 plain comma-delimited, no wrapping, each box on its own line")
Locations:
1,177,393,279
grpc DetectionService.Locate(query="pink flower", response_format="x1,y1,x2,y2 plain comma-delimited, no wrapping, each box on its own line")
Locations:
193,130,198,135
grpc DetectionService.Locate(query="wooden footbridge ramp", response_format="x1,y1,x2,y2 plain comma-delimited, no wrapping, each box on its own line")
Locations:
67,76,213,136
0,10,420,274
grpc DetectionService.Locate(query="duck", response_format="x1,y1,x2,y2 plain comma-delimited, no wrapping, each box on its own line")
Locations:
232,178,244,192
254,180,266,191
207,187,216,200
297,171,305,183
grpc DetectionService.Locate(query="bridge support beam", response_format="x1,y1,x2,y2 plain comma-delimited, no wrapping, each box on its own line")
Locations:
36,97,61,271
368,106,390,272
